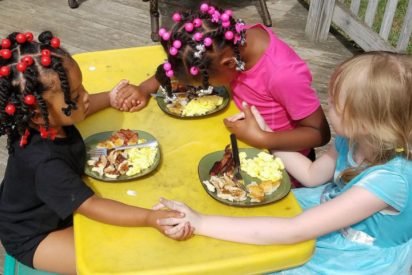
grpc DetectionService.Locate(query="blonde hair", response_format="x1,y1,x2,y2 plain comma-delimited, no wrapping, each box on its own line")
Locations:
329,51,412,182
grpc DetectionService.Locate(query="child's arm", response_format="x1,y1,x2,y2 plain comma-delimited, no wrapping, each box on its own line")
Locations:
76,195,192,240
85,80,129,116
116,75,160,112
224,102,330,152
157,187,388,245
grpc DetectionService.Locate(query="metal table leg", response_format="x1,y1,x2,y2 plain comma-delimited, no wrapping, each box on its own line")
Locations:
257,0,272,27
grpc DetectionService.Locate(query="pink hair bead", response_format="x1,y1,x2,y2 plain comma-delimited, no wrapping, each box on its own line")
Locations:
184,23,194,32
225,31,234,40
190,66,199,76
172,40,182,49
166,69,174,78
193,18,202,27
172,12,181,22
193,32,203,42
158,28,167,36
163,62,171,71
221,13,230,22
222,21,231,28
162,32,171,41
200,3,209,13
224,9,233,16
203,37,212,47
169,47,178,56
208,6,215,15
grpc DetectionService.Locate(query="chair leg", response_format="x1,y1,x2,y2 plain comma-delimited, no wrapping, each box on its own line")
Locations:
149,0,160,42
68,0,79,9
257,0,272,27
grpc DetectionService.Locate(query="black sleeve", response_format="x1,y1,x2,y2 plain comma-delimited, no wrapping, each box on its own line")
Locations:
35,158,94,219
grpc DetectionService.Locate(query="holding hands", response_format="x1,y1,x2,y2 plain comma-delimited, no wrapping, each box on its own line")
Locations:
108,79,152,112
148,208,194,241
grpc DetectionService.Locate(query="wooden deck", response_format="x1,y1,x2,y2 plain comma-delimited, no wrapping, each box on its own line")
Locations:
0,0,357,272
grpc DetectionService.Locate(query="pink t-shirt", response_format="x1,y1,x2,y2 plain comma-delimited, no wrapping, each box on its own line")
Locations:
230,24,320,132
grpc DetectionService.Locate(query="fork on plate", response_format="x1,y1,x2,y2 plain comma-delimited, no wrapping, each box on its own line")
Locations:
230,134,248,192
88,140,158,158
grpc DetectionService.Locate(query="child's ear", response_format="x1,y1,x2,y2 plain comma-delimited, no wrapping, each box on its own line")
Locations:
220,57,237,69
30,110,46,125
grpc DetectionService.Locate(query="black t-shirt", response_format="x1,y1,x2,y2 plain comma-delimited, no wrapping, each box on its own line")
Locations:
0,125,94,258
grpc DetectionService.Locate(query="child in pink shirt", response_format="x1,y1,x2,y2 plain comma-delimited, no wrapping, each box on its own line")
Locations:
116,4,330,186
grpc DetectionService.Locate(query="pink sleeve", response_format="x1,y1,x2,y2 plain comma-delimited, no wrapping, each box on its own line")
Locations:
269,62,320,121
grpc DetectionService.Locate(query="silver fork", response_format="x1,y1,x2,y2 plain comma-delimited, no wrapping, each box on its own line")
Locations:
230,134,248,192
88,140,158,158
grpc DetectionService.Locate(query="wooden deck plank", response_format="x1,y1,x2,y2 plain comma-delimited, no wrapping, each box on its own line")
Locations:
0,0,356,272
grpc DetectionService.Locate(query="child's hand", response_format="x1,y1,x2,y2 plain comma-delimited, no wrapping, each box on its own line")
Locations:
224,102,272,147
154,198,200,236
109,79,129,109
150,209,194,241
116,84,151,112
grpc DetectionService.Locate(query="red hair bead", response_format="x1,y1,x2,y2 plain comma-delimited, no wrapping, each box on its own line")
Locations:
41,56,52,67
0,49,12,59
1,39,11,49
5,103,16,115
41,49,51,56
24,32,34,42
16,62,27,73
22,56,34,66
24,95,36,105
0,66,10,77
16,33,27,44
50,37,60,48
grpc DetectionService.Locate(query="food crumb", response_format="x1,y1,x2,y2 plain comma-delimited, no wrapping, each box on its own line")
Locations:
126,190,137,196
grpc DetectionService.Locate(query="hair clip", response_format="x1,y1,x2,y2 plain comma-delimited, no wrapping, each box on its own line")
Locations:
172,12,181,23
200,3,209,13
184,22,194,32
4,103,16,116
190,66,199,76
193,32,203,42
203,37,212,47
24,94,36,105
193,44,205,59
0,66,11,77
1,39,11,49
224,31,234,40
172,40,182,49
16,62,27,73
22,56,34,66
235,58,245,71
41,56,52,67
395,147,405,153
50,37,60,48
193,18,202,28
15,33,27,44
0,49,12,59
19,129,30,148
169,47,178,56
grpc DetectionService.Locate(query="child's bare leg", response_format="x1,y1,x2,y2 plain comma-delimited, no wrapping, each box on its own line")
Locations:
33,227,76,275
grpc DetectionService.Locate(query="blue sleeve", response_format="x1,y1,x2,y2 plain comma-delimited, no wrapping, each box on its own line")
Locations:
355,170,408,211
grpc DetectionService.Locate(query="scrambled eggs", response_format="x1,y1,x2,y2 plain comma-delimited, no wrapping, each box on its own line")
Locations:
239,151,284,181
126,145,158,176
182,95,223,116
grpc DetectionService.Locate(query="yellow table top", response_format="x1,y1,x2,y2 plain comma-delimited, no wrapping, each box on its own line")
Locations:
73,46,314,275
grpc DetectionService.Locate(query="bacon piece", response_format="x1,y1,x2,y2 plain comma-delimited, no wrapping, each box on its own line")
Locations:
209,145,235,176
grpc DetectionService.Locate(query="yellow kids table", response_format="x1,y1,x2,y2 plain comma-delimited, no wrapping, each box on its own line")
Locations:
73,46,315,275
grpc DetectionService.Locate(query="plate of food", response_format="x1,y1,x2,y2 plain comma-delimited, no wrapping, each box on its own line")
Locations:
84,129,160,182
155,82,230,118
198,146,291,207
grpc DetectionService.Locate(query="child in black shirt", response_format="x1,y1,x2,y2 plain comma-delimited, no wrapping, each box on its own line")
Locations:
0,31,190,274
